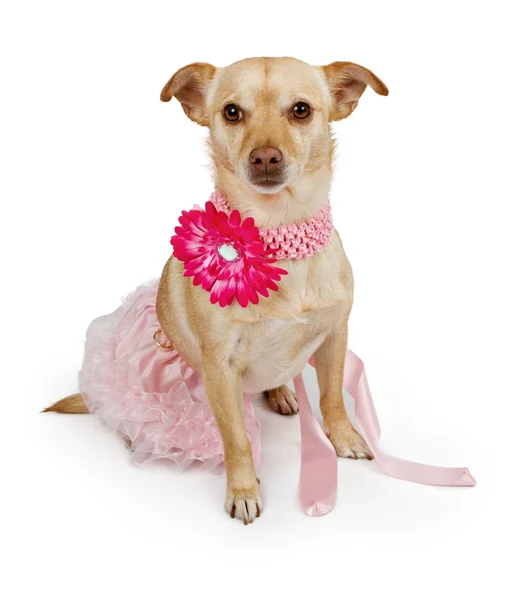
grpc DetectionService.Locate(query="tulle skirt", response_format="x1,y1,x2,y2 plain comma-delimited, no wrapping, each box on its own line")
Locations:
78,280,261,472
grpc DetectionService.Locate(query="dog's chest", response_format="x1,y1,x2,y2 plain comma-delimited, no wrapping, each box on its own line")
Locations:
234,253,352,393
238,309,341,393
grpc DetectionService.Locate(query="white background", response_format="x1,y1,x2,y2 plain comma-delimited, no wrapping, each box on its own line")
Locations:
1,1,514,598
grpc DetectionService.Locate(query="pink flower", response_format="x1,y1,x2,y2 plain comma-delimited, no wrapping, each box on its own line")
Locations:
171,201,288,308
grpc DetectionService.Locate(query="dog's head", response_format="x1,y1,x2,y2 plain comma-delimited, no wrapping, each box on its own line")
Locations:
161,57,387,195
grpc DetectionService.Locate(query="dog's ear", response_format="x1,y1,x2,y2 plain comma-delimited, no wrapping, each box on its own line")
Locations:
321,62,388,121
160,63,216,126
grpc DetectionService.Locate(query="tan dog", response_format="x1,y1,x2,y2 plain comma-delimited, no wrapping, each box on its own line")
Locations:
46,57,388,524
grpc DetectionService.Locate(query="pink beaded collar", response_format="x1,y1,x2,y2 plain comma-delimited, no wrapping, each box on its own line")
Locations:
209,191,334,260
171,192,334,308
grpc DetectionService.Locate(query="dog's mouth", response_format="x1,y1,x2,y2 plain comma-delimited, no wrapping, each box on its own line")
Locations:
247,175,288,194
253,178,285,188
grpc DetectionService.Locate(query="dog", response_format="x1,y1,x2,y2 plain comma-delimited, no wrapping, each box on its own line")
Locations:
45,57,388,524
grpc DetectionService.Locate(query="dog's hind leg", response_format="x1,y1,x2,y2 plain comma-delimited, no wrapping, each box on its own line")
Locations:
264,385,298,415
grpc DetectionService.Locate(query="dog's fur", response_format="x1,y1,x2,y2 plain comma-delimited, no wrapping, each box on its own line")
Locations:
46,57,388,524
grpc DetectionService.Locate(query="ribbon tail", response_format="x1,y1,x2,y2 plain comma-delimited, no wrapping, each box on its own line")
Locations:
293,373,338,516
344,349,476,487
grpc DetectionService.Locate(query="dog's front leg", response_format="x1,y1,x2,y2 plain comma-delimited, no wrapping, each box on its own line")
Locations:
314,319,373,460
202,351,262,524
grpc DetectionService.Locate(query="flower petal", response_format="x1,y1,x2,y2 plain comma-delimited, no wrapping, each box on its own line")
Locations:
236,276,249,308
209,279,224,305
219,276,237,307
242,216,255,230
205,201,217,219
229,210,241,227
241,223,260,243
240,273,259,306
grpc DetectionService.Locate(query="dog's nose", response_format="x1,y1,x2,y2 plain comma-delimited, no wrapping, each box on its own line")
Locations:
249,147,283,173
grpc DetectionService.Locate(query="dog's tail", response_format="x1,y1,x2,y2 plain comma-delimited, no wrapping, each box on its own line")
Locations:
42,393,89,414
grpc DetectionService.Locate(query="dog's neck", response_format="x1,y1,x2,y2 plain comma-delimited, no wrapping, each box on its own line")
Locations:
213,159,332,229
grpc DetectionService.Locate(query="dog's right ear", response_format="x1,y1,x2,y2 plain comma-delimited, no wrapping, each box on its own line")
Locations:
160,63,216,126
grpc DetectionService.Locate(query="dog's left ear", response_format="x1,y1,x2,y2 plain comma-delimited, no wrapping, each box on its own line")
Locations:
321,62,388,121
160,62,216,126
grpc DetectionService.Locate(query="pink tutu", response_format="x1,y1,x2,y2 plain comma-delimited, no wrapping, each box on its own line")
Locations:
78,280,261,472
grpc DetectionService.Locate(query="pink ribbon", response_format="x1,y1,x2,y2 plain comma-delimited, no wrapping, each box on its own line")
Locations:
294,349,476,517
293,372,338,517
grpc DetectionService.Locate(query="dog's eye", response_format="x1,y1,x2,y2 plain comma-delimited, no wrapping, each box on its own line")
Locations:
292,102,311,120
223,104,243,122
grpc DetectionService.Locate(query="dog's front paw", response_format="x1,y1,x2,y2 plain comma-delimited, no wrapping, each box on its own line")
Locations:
265,385,298,415
225,483,263,525
325,419,373,460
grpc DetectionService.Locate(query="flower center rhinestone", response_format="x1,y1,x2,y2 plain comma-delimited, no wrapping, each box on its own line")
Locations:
217,243,240,262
